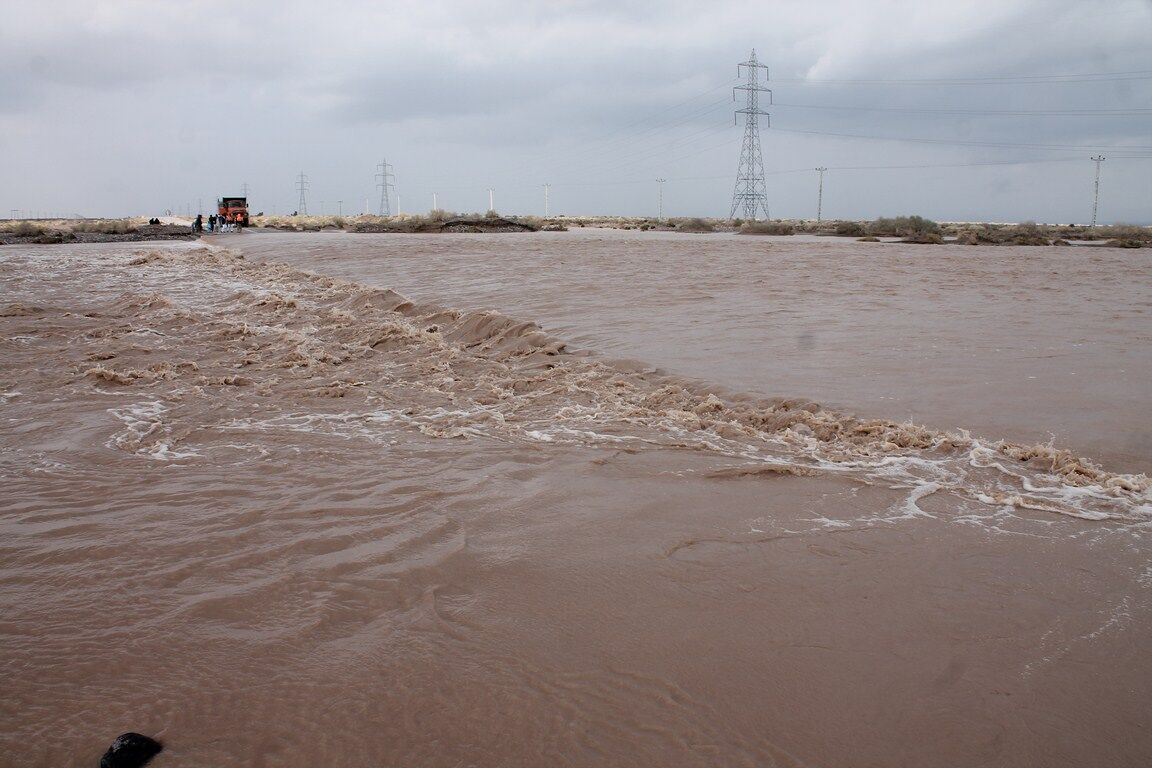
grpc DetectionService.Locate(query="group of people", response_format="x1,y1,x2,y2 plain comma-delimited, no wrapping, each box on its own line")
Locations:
191,214,242,234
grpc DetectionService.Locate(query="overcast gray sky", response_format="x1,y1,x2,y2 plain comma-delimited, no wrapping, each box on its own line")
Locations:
3,0,1151,222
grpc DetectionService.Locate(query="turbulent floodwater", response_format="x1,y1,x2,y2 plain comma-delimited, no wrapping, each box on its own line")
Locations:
1,232,1150,767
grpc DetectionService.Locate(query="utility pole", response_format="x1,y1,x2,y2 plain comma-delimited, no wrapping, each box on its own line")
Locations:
296,172,309,215
337,200,343,216
656,178,666,219
729,49,772,221
815,167,827,223
543,183,551,216
488,188,495,213
241,181,249,198
376,159,395,216
432,192,438,212
1090,155,1106,227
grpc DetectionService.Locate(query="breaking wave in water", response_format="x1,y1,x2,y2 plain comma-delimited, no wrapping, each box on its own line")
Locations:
10,245,1145,527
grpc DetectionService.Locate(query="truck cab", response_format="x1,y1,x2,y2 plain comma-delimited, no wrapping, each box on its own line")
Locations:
217,197,250,227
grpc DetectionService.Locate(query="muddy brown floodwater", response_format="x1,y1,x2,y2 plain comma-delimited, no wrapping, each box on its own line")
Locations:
1,231,1150,767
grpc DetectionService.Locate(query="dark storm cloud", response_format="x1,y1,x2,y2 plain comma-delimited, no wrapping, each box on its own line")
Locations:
2,0,1150,221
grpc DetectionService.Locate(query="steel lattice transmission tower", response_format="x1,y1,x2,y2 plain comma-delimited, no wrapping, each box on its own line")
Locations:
296,172,309,215
729,49,772,221
376,159,395,216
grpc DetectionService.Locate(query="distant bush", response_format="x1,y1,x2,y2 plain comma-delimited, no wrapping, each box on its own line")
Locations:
1095,224,1151,242
834,221,865,237
740,221,794,235
13,221,44,236
902,231,944,245
73,219,136,235
674,217,715,233
868,215,939,238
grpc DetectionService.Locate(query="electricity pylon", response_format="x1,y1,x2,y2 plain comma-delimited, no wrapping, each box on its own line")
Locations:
729,49,771,221
296,172,309,215
376,159,395,216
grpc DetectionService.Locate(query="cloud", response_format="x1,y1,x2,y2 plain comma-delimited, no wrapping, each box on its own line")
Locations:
1,0,1150,221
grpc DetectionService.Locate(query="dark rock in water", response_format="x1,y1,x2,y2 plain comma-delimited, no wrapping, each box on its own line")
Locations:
100,733,163,768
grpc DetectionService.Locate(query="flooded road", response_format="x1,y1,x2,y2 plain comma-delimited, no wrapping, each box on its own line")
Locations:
1,233,1150,766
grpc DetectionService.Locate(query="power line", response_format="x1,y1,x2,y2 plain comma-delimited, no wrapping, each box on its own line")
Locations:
774,127,1152,153
774,70,1152,85
774,102,1152,117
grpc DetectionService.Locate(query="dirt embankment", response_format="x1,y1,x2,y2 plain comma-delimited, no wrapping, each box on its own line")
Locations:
0,222,196,246
351,216,538,234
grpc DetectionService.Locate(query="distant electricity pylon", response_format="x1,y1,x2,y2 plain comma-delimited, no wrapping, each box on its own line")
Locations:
729,49,772,221
296,172,309,215
815,167,828,222
241,181,250,198
376,159,395,216
1090,155,1106,227
543,183,551,216
656,178,666,219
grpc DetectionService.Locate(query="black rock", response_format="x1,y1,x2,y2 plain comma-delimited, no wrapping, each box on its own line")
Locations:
99,733,163,768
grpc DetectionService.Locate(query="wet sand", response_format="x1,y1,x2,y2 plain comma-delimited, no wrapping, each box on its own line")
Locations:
1,236,1150,767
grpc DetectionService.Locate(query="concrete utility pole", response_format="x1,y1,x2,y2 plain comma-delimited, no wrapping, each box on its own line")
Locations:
296,172,309,215
337,200,343,216
1090,155,1106,227
432,192,438,212
543,183,551,216
488,188,495,212
656,178,666,219
815,167,828,223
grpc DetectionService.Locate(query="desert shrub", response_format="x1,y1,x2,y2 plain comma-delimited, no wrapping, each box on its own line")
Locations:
13,221,44,236
1095,224,1151,242
869,215,939,237
834,221,865,237
331,216,346,229
740,221,794,235
74,219,136,235
427,209,456,222
674,217,715,233
902,231,943,245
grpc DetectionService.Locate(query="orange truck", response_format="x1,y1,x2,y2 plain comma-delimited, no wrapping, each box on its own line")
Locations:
217,197,250,227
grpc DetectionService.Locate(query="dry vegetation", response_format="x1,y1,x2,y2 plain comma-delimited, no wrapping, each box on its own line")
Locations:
0,217,193,244
3,213,1147,248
